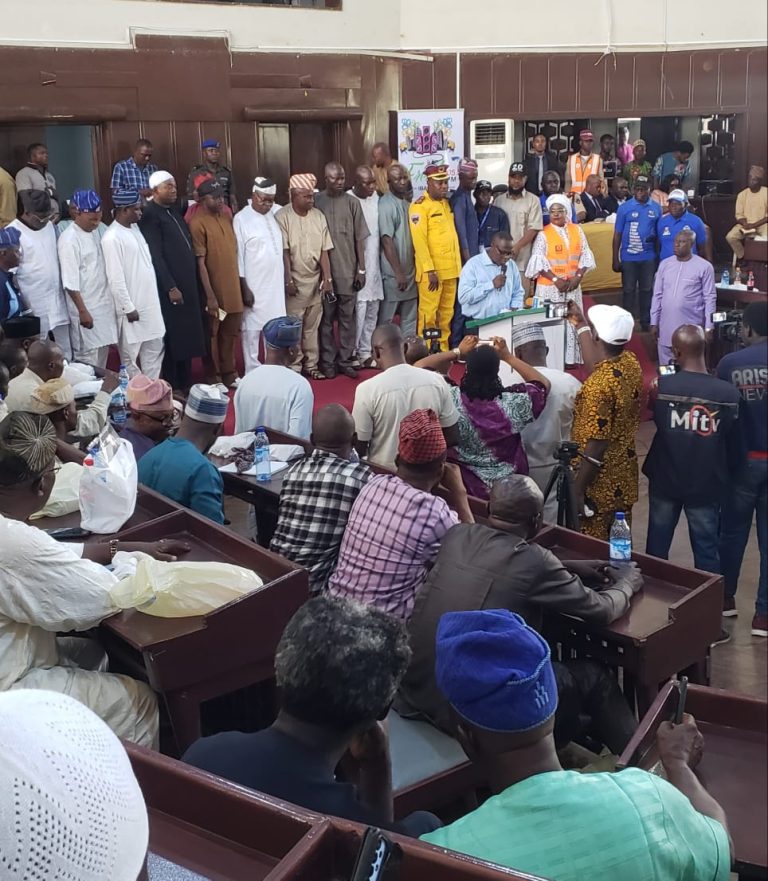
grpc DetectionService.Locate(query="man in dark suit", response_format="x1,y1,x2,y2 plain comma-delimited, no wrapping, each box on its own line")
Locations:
524,134,562,196
579,174,609,222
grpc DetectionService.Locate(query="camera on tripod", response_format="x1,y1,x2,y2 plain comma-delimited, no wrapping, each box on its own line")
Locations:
555,441,579,463
712,310,743,343
423,327,442,354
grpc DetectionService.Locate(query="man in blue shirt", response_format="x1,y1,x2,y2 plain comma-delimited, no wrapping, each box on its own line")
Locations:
613,175,662,330
449,158,480,347
110,139,158,199
652,140,694,190
716,302,768,636
539,172,578,225
657,190,708,261
457,232,525,320
474,180,509,248
138,382,228,523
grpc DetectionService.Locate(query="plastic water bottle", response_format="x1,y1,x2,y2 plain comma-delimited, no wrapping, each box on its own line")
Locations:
609,512,632,562
254,427,271,482
721,268,730,287
111,388,127,427
747,271,756,292
118,364,129,392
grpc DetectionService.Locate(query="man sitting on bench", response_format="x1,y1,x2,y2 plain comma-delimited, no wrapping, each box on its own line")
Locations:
421,609,733,881
183,595,440,837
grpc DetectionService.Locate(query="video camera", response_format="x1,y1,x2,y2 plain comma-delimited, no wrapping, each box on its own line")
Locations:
712,310,743,344
422,327,442,354
554,441,579,463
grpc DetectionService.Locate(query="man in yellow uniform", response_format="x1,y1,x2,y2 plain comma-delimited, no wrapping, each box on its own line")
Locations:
409,164,462,350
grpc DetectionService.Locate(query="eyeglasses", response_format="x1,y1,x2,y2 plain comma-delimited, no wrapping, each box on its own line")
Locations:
134,409,174,426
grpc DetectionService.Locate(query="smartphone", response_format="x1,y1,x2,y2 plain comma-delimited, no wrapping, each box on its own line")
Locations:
711,311,727,323
45,526,92,541
477,339,495,346
658,364,676,376
349,827,402,881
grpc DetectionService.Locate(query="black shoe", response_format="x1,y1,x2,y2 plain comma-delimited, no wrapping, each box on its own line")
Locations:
339,366,359,379
322,368,337,380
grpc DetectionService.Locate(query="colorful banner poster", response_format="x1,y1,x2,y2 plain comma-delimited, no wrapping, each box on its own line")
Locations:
396,109,465,198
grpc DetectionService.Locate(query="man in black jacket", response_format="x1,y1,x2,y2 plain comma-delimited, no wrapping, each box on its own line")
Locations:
395,474,642,753
524,134,562,196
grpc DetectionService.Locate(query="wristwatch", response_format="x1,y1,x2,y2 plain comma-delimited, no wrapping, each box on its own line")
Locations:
357,269,366,275
576,325,591,337
452,347,462,360
108,539,119,561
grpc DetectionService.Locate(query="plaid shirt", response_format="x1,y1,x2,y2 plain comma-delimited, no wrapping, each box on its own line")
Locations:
327,474,459,619
270,449,372,595
110,157,158,192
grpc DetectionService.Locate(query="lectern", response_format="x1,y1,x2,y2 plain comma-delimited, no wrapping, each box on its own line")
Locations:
466,307,566,384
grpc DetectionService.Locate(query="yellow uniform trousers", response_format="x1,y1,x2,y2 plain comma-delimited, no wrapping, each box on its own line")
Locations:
417,276,457,351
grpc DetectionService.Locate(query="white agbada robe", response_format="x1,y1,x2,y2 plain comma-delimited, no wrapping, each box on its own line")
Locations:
233,203,285,372
57,222,119,354
0,514,158,747
349,190,383,360
8,219,68,338
102,220,166,345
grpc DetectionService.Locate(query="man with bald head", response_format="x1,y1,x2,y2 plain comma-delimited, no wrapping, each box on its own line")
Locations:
370,142,392,196
396,473,642,751
270,404,371,594
352,323,458,469
645,324,741,588
726,165,768,264
315,162,370,378
349,166,383,367
651,229,716,365
5,339,118,438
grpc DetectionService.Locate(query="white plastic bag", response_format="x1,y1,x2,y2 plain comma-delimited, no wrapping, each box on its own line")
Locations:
29,462,83,520
79,437,138,533
109,552,264,617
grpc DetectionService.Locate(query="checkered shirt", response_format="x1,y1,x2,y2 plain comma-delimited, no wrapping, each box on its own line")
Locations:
110,157,159,192
327,474,459,619
270,449,372,594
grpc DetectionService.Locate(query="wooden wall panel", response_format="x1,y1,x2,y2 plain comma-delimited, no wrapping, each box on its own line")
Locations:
460,55,493,119
719,51,750,108
520,56,550,115
635,53,665,111
606,54,636,114
433,55,457,108
401,60,434,110
549,56,578,114
662,52,693,110
492,56,521,118
577,55,608,114
691,53,720,109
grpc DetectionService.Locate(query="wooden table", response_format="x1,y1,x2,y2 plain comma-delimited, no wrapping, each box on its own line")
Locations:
213,427,491,547
34,485,180,544
127,742,548,881
618,682,767,879
100,509,309,753
743,238,768,293
536,525,723,716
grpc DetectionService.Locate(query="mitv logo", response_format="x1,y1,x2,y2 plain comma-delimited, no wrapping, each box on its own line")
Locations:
669,404,721,436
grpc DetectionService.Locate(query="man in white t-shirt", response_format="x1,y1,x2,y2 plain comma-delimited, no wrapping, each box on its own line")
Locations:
510,324,581,523
352,323,459,469
234,316,314,439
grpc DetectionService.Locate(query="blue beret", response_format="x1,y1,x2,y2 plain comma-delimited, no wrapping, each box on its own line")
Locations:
435,610,558,733
263,316,302,349
113,189,141,207
0,227,21,248
71,189,101,212
201,139,220,149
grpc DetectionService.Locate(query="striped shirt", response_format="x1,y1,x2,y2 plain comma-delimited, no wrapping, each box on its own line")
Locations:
270,450,372,595
327,474,458,619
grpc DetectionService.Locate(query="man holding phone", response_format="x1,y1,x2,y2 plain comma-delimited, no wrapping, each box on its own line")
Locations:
457,231,525,321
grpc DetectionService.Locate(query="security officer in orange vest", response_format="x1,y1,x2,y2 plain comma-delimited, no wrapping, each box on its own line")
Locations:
409,164,462,350
564,130,604,196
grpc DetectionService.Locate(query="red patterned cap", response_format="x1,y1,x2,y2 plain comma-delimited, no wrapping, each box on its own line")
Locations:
398,409,447,464
425,164,450,180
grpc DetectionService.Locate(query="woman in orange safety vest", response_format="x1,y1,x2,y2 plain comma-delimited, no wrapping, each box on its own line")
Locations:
525,193,596,365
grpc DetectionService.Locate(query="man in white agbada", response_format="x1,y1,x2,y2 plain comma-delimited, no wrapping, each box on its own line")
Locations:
525,193,596,364
349,165,384,367
0,412,191,747
57,189,119,368
102,188,166,379
233,176,285,374
8,190,71,357
508,323,582,523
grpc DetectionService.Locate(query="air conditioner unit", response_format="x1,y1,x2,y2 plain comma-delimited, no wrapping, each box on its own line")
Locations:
470,119,514,186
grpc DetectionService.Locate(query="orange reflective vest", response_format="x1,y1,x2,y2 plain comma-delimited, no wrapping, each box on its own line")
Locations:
567,153,602,194
537,223,582,286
